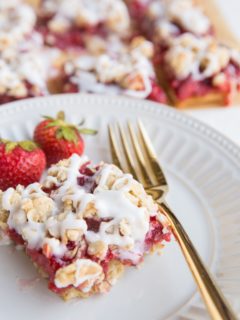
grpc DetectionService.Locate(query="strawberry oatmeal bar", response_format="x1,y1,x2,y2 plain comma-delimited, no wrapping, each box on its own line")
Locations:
0,154,171,300
36,0,131,49
154,33,240,107
0,0,36,51
57,36,167,103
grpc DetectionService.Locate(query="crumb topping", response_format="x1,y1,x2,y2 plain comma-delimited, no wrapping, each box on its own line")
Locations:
41,0,130,35
64,36,155,99
164,33,240,82
147,0,211,40
54,259,103,290
0,0,36,50
0,35,52,97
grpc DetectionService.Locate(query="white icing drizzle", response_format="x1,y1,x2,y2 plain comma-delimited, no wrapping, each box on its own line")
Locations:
0,41,50,97
114,241,145,265
64,37,155,99
72,259,102,289
5,184,57,250
86,190,149,248
2,188,16,211
0,154,169,267
0,0,36,50
165,33,240,81
42,0,130,35
46,211,88,239
147,0,211,39
46,154,89,204
42,238,66,257
54,258,103,290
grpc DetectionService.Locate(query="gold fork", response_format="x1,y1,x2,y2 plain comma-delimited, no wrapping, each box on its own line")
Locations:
108,120,237,320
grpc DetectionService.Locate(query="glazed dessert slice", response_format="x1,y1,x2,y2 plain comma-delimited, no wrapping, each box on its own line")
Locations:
126,0,212,42
0,154,171,300
154,33,240,108
56,36,167,103
36,0,131,49
0,0,37,51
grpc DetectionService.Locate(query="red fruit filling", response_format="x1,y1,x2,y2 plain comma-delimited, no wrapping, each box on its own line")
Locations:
147,79,167,103
36,17,107,49
155,49,240,105
7,218,170,294
62,76,166,103
128,0,149,23
0,82,44,105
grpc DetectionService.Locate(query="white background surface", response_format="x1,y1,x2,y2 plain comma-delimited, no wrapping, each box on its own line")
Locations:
217,0,240,39
188,0,240,146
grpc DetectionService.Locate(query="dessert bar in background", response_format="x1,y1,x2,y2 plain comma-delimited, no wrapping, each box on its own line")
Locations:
126,0,240,107
0,0,240,107
53,36,167,103
154,33,240,107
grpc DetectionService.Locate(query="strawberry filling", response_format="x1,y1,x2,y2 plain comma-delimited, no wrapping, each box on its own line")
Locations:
128,0,149,24
0,82,44,106
61,75,167,103
36,17,107,49
148,79,167,103
8,215,170,295
168,66,240,105
155,49,240,105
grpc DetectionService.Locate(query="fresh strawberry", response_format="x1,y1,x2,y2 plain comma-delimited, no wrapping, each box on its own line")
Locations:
34,111,96,167
0,139,46,191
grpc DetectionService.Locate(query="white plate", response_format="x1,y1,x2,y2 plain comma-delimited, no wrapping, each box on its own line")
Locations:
0,94,239,320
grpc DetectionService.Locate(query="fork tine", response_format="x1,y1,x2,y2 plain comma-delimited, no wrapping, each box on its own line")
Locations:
137,120,168,188
118,123,143,183
108,124,123,171
127,122,153,188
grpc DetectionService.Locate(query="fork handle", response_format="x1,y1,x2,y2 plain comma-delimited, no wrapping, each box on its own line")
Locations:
159,202,237,320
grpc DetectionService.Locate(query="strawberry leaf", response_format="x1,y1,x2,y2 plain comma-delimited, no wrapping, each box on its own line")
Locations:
42,111,97,142
42,115,54,120
0,138,9,144
56,127,78,144
46,120,64,128
61,127,78,144
78,119,85,126
5,142,18,153
18,141,38,152
56,129,64,140
57,111,65,121
78,128,98,135
1,139,38,153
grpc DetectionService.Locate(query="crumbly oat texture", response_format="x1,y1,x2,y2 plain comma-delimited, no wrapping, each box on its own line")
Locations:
0,154,170,299
0,41,49,98
63,36,156,99
164,33,240,82
0,0,36,50
147,0,211,40
39,0,130,35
